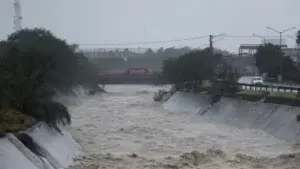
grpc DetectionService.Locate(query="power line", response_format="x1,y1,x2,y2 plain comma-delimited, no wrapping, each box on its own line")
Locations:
79,35,209,46
78,35,297,46
224,35,295,38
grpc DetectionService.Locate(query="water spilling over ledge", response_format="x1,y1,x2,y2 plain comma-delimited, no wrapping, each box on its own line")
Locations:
163,91,300,142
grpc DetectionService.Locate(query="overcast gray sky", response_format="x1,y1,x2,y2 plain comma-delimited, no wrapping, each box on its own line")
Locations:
0,0,299,53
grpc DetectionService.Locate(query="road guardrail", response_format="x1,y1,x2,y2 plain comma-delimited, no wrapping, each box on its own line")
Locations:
183,81,300,94
237,83,300,93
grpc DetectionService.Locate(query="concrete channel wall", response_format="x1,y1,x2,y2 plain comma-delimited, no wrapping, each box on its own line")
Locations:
163,91,300,141
0,122,81,169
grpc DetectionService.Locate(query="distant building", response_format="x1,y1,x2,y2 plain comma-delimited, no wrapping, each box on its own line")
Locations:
238,43,299,62
238,44,288,56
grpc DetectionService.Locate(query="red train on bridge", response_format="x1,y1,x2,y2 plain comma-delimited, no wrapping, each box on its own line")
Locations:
124,68,153,76
103,68,153,76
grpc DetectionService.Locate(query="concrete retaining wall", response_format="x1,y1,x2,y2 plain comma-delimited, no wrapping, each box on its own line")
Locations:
0,122,81,169
163,91,300,141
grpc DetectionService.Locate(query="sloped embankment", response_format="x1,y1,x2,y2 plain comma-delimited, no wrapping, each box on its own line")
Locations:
0,123,81,169
163,91,300,141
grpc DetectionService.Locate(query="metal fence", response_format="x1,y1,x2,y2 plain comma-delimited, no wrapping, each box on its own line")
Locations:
184,81,300,94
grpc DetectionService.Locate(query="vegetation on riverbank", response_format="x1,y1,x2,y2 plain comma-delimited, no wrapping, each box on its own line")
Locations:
161,45,300,106
0,28,102,135
161,47,239,103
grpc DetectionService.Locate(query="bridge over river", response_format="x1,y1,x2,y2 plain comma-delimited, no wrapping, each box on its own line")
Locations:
98,68,167,84
98,74,166,84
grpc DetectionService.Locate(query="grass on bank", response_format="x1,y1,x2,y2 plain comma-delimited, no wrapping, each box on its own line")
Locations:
229,90,300,106
237,90,299,99
233,90,267,101
0,109,36,133
263,92,300,106
267,92,299,99
235,90,299,98
237,90,266,96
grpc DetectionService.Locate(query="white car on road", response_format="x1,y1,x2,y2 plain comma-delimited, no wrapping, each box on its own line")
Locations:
238,76,264,85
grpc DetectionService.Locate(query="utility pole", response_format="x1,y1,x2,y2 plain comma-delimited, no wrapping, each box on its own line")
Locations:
13,0,22,32
209,35,213,49
266,26,296,82
209,33,225,52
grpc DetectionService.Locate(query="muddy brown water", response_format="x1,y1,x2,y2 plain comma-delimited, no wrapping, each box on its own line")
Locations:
66,85,300,169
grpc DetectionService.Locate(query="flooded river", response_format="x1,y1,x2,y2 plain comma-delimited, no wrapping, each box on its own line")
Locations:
67,85,300,169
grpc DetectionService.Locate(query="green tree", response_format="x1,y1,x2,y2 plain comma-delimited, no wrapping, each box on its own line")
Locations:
0,28,102,133
214,63,240,93
0,45,70,133
145,48,155,56
162,48,223,85
0,28,76,90
162,58,180,83
296,30,300,47
157,47,164,54
254,43,283,78
254,43,297,81
296,30,300,64
0,28,99,93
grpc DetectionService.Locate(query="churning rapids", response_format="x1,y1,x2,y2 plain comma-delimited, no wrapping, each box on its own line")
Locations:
65,85,300,169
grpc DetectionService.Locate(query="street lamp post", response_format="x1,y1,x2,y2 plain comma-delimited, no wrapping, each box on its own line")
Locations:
266,26,296,82
252,33,266,44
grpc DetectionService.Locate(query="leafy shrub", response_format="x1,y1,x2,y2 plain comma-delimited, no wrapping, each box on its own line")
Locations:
162,48,240,106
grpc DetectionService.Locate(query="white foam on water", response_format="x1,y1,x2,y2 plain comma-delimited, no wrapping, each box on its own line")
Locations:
164,91,300,142
66,85,300,169
72,86,89,97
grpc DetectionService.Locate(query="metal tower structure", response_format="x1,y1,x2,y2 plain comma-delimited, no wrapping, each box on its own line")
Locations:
13,0,22,31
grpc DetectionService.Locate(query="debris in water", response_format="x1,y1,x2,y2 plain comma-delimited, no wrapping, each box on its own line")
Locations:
129,153,138,158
